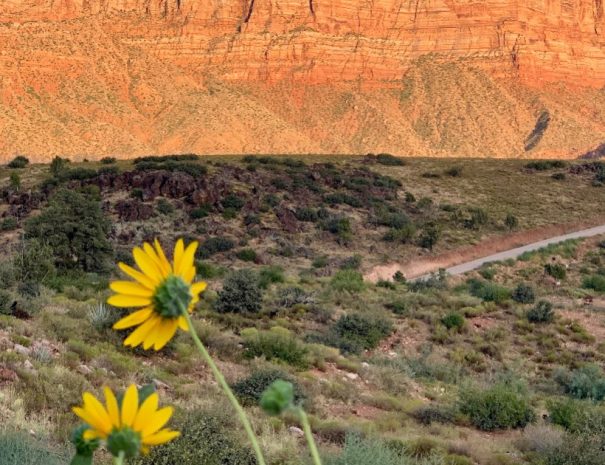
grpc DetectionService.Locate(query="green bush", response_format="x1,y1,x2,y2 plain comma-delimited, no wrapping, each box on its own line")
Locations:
525,160,566,171
0,217,18,231
383,225,416,244
330,270,365,293
199,236,236,258
441,312,465,331
445,166,462,177
385,300,408,315
527,300,555,323
555,365,605,401
190,205,211,219
512,283,535,304
546,397,602,431
543,432,605,465
215,269,262,314
467,279,511,304
236,249,257,262
0,430,64,465
7,156,29,169
0,290,12,315
99,156,116,164
418,224,440,251
331,313,392,354
258,266,285,289
25,189,112,272
195,261,224,280
242,327,308,369
221,193,246,211
582,274,605,292
459,384,535,431
294,207,319,222
375,153,406,166
320,216,352,243
133,408,256,465
545,263,567,280
156,198,175,215
339,255,362,270
505,213,519,230
411,405,455,425
231,368,305,406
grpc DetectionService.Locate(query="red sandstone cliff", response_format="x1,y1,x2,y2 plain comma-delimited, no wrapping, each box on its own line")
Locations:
1,0,605,159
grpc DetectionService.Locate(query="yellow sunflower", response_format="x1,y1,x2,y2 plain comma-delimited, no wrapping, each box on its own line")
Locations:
108,239,207,350
73,384,179,457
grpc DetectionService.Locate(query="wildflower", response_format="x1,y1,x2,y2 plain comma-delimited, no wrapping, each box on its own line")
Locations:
108,239,207,350
72,385,179,458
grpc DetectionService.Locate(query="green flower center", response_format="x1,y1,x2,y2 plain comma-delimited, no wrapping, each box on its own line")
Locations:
107,427,141,459
153,275,192,318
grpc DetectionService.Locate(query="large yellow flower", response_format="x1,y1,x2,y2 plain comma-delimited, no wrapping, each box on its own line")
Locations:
108,239,207,350
73,384,179,457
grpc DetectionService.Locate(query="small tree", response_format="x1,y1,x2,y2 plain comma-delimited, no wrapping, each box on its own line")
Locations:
7,156,29,169
25,189,113,272
419,223,440,251
512,283,535,304
9,172,21,191
527,300,555,323
50,156,68,178
215,269,262,313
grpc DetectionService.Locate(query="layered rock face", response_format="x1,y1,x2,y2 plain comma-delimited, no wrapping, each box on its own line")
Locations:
1,0,605,159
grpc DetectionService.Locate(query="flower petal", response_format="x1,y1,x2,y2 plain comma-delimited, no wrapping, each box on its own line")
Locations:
142,408,174,438
104,387,121,428
133,247,163,281
107,294,152,308
191,281,207,297
177,242,198,278
142,429,180,446
110,281,154,298
173,239,185,275
154,239,171,273
72,407,110,437
118,262,158,289
177,316,189,331
133,393,159,432
124,315,161,348
82,393,113,434
113,308,153,330
152,319,179,351
143,243,170,278
121,385,139,427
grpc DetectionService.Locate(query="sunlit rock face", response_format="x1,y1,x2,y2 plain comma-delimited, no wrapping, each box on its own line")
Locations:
1,0,604,159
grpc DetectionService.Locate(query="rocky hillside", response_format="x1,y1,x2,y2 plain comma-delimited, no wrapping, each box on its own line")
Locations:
1,0,605,159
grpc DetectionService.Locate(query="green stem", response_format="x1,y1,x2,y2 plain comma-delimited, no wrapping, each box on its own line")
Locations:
297,408,322,465
113,451,125,465
180,309,267,465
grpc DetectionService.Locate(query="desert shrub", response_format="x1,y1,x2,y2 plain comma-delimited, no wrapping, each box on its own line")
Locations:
7,156,29,169
58,167,98,181
512,283,535,304
49,156,69,177
276,286,312,307
156,198,174,215
0,430,64,465
505,213,519,230
324,192,363,208
478,267,496,280
385,300,408,315
340,255,362,270
134,160,206,177
9,172,20,191
25,189,112,272
232,368,305,406
221,193,245,211
383,224,416,243
99,156,116,164
441,312,465,331
555,364,605,401
190,205,211,219
445,166,462,177
467,279,511,304
0,217,18,231
0,290,12,315
258,266,285,288
294,207,319,222
215,269,262,314
516,424,564,455
459,384,535,431
373,210,412,229
376,280,396,290
195,261,224,280
133,408,256,465
198,236,236,258
525,160,565,171
409,270,448,292
419,223,440,251
330,314,392,354
393,271,406,283
544,263,567,280
242,327,308,368
330,270,365,293
464,208,489,230
527,300,555,323
411,405,455,425
375,153,405,166
130,188,144,200
236,248,257,262
543,432,605,465
582,274,605,292
552,172,566,180
320,216,352,243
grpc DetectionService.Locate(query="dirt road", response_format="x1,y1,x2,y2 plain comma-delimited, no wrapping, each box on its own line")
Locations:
366,223,605,282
